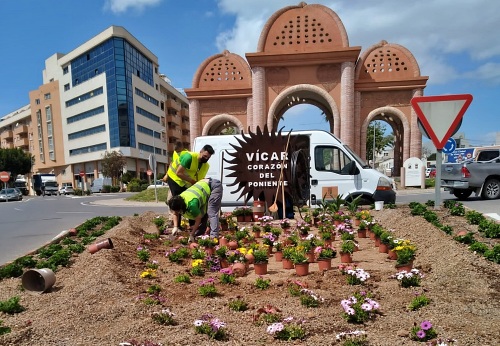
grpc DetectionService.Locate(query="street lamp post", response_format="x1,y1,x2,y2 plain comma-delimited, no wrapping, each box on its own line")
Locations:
372,121,376,169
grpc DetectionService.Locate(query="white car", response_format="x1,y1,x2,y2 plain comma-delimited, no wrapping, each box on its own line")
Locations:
147,180,168,189
425,168,431,178
59,183,75,195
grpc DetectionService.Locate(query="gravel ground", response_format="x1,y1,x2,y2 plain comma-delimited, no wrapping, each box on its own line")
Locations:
0,206,499,345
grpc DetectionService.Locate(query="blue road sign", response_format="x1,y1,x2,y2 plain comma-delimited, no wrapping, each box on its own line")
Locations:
442,137,457,154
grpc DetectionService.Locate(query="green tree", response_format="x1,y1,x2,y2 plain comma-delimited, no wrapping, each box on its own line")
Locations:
366,122,394,164
101,151,126,186
0,148,33,183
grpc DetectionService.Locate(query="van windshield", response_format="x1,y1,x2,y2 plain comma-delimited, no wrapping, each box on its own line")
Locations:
344,145,370,168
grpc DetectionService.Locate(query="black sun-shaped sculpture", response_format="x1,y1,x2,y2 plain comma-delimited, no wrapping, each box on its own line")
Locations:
225,125,292,205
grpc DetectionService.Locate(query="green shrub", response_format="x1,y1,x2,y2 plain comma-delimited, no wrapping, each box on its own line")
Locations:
453,232,475,244
483,222,500,238
0,320,11,335
228,299,248,311
423,210,439,223
0,296,25,314
408,294,431,311
484,245,500,263
465,210,485,225
440,225,453,235
14,255,37,268
410,203,427,216
469,242,489,254
0,263,23,279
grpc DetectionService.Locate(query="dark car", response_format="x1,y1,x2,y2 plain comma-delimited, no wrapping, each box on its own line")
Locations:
0,188,23,202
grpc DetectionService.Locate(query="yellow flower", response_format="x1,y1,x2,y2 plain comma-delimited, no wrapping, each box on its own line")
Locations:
191,259,203,267
238,247,248,254
140,269,157,278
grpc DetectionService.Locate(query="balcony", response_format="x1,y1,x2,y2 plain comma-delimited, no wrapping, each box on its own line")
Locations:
180,107,188,117
13,124,28,136
15,137,30,148
0,129,13,140
166,99,181,111
167,128,181,139
1,142,14,149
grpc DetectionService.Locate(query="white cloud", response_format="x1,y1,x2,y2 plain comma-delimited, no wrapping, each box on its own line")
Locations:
214,0,500,85
463,62,500,86
104,0,162,14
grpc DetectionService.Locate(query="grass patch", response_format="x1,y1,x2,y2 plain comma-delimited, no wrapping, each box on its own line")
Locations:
125,188,169,202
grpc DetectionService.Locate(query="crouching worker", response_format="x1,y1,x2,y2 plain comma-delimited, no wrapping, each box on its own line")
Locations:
167,178,222,242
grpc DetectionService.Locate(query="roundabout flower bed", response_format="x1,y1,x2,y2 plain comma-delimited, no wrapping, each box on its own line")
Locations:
0,206,499,345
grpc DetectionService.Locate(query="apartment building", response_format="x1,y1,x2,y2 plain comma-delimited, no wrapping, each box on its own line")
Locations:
0,26,189,191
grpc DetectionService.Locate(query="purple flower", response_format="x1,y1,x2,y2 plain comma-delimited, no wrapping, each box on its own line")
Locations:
416,330,426,339
421,320,433,330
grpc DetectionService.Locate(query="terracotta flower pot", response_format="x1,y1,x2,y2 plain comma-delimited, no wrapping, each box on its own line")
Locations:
254,262,268,275
379,243,389,253
228,241,238,250
282,258,294,269
374,236,381,247
340,252,352,263
274,251,283,262
219,237,229,246
387,249,398,260
88,238,114,254
231,262,247,277
317,258,332,271
307,252,316,263
357,229,367,238
395,260,414,272
294,263,310,276
245,253,255,264
204,246,215,256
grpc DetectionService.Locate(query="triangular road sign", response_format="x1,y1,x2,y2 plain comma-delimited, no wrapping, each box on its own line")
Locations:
411,94,473,150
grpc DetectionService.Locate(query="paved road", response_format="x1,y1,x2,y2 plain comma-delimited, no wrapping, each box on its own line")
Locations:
0,193,167,266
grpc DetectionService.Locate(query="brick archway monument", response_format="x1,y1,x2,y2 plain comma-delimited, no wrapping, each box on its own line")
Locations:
185,2,428,174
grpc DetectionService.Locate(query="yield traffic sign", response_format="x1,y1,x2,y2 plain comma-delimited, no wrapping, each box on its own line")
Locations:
411,94,473,150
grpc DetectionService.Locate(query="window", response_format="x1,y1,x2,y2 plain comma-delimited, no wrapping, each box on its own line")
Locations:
35,99,40,105
63,66,69,74
44,93,51,100
65,87,103,107
315,146,353,174
64,84,70,91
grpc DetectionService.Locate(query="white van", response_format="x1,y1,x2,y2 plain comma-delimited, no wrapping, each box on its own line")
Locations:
90,178,112,193
192,130,395,210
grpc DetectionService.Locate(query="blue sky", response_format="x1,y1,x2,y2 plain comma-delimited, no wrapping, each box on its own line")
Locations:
1,0,499,147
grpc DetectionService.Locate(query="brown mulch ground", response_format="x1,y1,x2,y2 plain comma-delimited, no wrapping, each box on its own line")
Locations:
0,206,499,346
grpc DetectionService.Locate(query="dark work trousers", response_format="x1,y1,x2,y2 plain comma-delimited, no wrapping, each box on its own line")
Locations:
166,176,187,227
193,178,223,238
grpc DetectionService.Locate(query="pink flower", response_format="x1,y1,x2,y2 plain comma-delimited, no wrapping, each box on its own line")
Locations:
421,320,433,330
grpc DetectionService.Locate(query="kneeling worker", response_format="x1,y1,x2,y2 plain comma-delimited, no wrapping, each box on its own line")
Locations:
167,178,222,242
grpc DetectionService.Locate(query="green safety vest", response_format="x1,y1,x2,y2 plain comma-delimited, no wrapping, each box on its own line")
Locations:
180,181,211,219
167,152,209,187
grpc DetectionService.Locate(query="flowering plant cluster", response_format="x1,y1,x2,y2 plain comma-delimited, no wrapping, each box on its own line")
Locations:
340,240,356,254
197,235,218,248
345,267,371,285
165,247,189,263
140,268,157,279
340,229,356,241
227,248,249,264
194,314,227,340
280,218,291,229
262,232,276,246
299,288,325,308
190,259,205,276
232,206,253,216
314,245,337,259
219,267,236,285
355,209,372,221
198,277,218,297
341,291,381,323
136,293,166,306
393,240,417,265
274,240,283,252
266,316,306,341
391,269,424,288
255,276,271,290
410,320,438,342
287,280,308,296
259,215,274,231
335,330,368,346
136,246,151,262
289,246,308,264
296,220,311,235
252,246,269,264
333,211,349,222
204,255,221,272
151,308,176,326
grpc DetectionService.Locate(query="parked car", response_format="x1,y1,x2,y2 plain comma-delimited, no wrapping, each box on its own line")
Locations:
59,183,75,195
428,168,436,178
13,188,24,199
147,180,168,189
0,188,23,202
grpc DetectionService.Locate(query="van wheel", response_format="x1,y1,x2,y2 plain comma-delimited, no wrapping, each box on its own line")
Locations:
453,189,472,200
482,179,500,200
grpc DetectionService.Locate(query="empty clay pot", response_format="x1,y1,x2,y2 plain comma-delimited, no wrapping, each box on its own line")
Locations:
88,238,114,254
